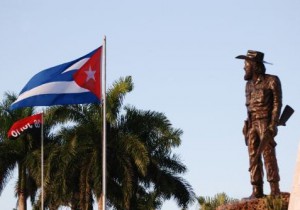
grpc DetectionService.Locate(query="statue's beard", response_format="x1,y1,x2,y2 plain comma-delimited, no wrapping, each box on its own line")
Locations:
244,71,252,81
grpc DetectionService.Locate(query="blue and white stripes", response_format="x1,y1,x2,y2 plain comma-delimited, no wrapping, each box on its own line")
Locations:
10,48,100,110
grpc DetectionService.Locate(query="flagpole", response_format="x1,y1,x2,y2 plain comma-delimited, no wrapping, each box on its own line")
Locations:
41,112,44,210
102,36,107,210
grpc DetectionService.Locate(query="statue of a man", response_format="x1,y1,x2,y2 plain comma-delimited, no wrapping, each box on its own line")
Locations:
236,50,282,198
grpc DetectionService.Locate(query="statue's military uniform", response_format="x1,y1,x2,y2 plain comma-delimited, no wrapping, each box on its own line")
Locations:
245,73,282,188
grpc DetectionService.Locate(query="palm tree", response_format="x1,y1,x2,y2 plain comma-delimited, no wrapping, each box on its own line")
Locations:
33,76,194,209
25,126,74,209
114,106,195,209
41,76,148,209
198,193,239,210
0,92,40,210
107,77,194,209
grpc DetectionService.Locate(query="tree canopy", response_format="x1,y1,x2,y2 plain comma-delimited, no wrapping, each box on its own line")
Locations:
0,76,194,210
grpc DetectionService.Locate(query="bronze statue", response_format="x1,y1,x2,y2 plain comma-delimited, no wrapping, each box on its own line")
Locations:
236,50,282,198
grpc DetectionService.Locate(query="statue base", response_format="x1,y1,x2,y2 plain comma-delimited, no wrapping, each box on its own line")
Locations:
216,192,290,210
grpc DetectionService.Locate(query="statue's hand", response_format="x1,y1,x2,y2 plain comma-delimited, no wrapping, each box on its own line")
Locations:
268,123,278,137
243,120,249,146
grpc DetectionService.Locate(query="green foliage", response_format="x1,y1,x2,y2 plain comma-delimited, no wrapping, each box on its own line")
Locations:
0,76,193,210
264,195,286,210
198,192,239,210
0,92,39,210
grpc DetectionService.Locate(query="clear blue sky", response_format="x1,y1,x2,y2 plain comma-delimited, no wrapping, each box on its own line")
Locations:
1,0,300,209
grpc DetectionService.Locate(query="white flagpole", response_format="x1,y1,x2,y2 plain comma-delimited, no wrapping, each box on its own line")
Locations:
102,36,107,210
41,112,44,210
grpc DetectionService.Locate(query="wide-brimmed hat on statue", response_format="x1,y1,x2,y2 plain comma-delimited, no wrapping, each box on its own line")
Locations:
236,50,272,64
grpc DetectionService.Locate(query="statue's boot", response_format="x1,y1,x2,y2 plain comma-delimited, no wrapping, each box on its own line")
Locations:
270,182,280,197
249,185,264,199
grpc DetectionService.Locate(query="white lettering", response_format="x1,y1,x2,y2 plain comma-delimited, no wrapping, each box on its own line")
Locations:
11,130,19,137
20,123,33,132
34,120,41,128
27,123,33,129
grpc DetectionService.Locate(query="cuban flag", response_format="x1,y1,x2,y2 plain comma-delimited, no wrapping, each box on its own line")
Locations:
10,47,102,110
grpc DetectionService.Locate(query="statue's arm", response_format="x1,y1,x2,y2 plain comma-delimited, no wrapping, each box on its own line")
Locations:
269,76,282,136
243,82,250,145
271,76,282,125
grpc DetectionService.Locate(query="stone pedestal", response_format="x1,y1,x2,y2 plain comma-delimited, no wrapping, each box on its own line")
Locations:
288,143,300,210
216,192,289,210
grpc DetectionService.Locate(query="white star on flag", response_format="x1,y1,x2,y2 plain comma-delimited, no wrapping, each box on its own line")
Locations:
85,67,96,82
